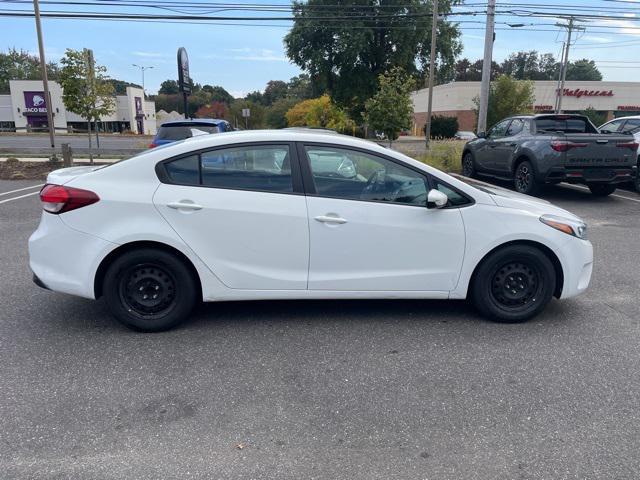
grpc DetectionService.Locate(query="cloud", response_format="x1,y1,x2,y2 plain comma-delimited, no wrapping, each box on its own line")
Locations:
582,35,612,43
599,18,640,37
132,51,166,58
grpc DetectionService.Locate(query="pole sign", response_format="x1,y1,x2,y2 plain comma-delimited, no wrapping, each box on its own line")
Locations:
177,47,192,94
242,108,251,118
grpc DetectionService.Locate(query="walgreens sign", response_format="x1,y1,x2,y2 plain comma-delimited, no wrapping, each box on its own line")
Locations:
557,88,614,98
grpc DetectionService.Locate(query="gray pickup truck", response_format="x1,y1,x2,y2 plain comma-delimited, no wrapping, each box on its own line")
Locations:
461,114,638,196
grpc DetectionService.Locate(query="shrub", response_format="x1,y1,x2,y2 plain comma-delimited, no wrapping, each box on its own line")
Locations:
425,115,459,139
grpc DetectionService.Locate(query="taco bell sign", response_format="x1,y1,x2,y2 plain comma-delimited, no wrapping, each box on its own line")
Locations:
24,91,48,113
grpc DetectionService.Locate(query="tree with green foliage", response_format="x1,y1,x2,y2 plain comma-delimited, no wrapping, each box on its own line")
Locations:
284,0,461,117
363,67,416,145
285,95,353,131
0,48,58,94
287,74,313,100
58,49,115,161
262,80,289,106
266,97,298,129
228,99,266,129
427,115,459,138
202,84,234,105
580,106,607,127
159,79,179,95
473,74,534,130
566,59,602,81
105,78,141,95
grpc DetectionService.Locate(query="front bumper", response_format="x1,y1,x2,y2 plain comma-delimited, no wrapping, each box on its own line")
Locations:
558,237,593,299
544,165,636,185
29,213,117,299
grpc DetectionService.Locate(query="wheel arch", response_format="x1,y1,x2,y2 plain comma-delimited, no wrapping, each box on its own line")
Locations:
467,239,564,299
511,152,536,175
94,240,203,300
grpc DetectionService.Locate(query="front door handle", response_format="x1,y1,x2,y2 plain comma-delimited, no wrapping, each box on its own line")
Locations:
167,201,203,211
509,142,517,147
314,215,347,224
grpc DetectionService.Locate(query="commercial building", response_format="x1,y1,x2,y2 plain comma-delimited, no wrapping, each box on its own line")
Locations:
0,80,157,135
411,80,640,134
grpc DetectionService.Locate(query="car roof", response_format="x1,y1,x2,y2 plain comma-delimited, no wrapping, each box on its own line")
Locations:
603,115,640,122
161,119,227,127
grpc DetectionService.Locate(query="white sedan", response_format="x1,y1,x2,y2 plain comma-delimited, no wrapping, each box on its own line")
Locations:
29,130,593,331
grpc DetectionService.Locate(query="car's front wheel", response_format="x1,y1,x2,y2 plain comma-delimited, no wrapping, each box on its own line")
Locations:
103,248,198,332
471,245,556,323
588,183,616,197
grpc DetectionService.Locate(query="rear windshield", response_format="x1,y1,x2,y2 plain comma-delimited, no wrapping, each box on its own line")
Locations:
534,117,597,134
157,124,219,140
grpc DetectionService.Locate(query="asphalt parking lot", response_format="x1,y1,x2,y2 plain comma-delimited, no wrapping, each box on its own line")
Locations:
1,179,639,479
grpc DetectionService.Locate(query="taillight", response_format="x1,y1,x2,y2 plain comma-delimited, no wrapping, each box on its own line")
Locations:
616,141,639,151
149,143,157,148
39,184,99,214
550,140,588,152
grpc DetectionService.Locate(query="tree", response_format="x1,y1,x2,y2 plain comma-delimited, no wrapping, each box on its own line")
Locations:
0,48,58,94
284,0,462,117
580,106,606,127
287,74,313,100
228,99,266,129
245,90,264,104
266,97,298,128
58,49,116,161
262,80,289,106
202,85,234,105
473,74,534,130
285,95,353,131
195,101,228,119
159,79,179,94
566,59,602,81
363,67,416,144
454,58,502,82
105,78,141,95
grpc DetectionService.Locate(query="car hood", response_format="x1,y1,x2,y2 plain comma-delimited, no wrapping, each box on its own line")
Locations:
485,185,582,221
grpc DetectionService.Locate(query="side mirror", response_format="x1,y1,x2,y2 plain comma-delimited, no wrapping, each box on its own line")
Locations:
427,189,448,209
477,131,487,138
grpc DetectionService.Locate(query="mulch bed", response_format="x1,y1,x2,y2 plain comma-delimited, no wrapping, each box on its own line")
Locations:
0,160,60,180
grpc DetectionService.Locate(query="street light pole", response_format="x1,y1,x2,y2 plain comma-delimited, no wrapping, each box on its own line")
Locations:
477,0,496,135
132,64,153,99
33,0,56,158
424,0,438,149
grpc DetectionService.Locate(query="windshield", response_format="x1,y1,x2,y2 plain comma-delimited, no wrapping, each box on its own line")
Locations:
157,124,220,140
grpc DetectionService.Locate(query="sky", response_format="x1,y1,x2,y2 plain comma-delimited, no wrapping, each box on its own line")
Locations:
1,0,640,97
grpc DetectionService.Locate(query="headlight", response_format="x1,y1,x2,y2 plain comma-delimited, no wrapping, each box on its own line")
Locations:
540,214,588,239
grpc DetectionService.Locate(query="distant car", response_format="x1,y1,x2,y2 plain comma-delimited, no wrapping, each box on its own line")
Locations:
30,130,592,331
462,114,637,196
599,115,640,191
454,131,477,141
150,119,233,148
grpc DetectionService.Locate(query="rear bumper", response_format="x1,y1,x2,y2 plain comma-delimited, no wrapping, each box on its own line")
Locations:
29,213,117,299
543,165,636,184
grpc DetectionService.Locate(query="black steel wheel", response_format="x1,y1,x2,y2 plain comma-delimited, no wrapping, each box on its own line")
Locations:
462,152,476,178
471,244,556,323
103,248,198,332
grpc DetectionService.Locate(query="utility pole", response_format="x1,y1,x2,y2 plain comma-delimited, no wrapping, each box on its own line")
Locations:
477,0,496,135
132,64,153,99
424,0,438,149
553,41,566,112
33,0,57,159
556,17,578,114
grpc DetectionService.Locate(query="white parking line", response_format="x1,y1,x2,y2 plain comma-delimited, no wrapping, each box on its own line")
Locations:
0,183,43,197
0,191,39,205
562,184,640,204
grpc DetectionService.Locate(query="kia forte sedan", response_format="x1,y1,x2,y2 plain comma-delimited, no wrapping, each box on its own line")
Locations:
29,130,593,332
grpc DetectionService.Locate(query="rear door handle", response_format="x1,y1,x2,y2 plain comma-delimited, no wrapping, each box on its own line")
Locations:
167,201,203,210
314,215,347,224
509,143,517,147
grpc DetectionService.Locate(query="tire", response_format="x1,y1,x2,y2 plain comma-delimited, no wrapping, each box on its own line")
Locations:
588,184,616,197
634,157,640,192
471,245,556,323
513,160,540,196
462,152,477,178
103,248,198,332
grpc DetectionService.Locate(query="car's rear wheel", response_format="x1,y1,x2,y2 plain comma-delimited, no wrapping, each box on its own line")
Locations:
514,160,539,196
471,245,556,323
635,157,640,192
588,183,616,197
462,152,477,178
103,249,198,332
